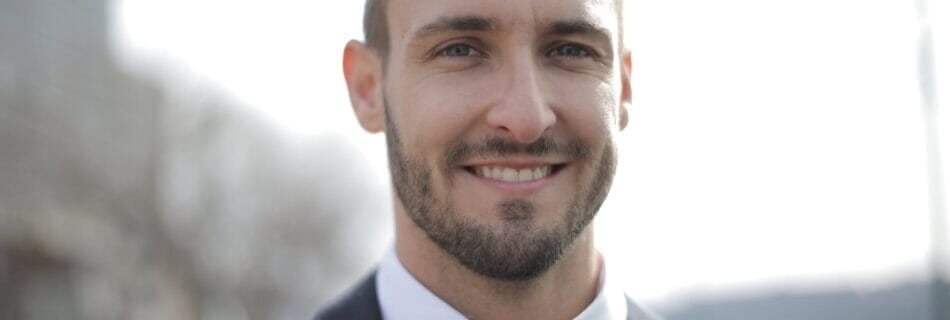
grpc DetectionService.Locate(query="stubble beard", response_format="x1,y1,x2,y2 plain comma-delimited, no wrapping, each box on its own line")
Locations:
385,107,617,281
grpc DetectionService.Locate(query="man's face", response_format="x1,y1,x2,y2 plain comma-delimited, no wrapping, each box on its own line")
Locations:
381,0,629,280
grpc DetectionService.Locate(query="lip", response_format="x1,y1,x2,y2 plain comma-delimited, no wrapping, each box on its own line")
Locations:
459,160,569,196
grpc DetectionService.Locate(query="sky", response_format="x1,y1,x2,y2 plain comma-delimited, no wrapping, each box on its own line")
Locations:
114,0,950,306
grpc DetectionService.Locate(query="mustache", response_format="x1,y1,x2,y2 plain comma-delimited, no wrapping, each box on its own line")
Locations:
444,136,590,168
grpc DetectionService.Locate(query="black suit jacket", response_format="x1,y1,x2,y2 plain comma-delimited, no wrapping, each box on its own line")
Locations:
315,271,659,320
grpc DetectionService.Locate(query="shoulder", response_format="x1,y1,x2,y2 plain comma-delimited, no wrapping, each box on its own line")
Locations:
626,295,663,320
314,271,382,320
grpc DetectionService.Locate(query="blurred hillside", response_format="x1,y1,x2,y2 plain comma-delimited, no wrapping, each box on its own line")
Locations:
0,1,386,319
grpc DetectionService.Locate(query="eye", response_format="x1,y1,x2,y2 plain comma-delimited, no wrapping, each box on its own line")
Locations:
548,43,592,58
439,43,481,58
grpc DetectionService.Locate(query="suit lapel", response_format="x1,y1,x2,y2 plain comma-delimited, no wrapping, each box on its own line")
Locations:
314,271,382,320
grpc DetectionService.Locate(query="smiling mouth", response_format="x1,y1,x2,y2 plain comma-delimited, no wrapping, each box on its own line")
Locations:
464,164,567,182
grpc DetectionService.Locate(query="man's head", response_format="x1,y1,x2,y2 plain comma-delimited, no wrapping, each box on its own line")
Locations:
343,0,631,281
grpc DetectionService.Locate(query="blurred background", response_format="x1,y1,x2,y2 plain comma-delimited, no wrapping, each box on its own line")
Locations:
0,0,948,319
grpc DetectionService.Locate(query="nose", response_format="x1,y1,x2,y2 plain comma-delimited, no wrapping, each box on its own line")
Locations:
484,54,556,144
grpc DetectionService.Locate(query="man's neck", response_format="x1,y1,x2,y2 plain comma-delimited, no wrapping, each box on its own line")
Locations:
394,208,602,320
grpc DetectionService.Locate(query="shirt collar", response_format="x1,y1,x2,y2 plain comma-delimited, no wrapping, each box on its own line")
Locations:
376,245,627,320
376,246,468,320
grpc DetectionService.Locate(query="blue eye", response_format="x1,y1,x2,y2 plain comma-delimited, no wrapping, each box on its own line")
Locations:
549,44,591,58
441,44,479,57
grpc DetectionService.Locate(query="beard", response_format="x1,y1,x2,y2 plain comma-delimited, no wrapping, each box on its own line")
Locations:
385,107,617,281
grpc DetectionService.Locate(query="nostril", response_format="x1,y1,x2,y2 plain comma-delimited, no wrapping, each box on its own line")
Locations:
483,86,555,143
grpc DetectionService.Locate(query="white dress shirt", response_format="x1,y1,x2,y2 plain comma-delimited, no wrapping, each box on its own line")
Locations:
376,245,628,320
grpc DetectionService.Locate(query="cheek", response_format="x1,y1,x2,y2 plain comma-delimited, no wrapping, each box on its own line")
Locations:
546,76,621,138
389,71,496,158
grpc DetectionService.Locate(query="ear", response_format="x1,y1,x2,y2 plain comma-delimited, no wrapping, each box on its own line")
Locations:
343,40,386,133
618,49,632,130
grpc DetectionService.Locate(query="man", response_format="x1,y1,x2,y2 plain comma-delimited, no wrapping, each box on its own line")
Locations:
318,0,656,318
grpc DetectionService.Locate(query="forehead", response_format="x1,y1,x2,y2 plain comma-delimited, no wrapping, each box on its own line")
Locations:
387,0,620,40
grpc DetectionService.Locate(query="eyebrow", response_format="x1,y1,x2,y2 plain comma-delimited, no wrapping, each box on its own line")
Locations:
412,15,497,39
546,19,613,43
410,15,614,51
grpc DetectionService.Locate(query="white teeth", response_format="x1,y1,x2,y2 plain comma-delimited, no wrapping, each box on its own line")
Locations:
502,168,517,181
532,167,544,180
518,169,532,180
492,167,503,178
473,166,554,182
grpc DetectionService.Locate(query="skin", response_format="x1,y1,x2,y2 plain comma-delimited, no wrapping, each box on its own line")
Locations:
343,0,632,318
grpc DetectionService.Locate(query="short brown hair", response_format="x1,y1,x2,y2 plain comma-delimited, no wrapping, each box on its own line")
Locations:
363,0,390,58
